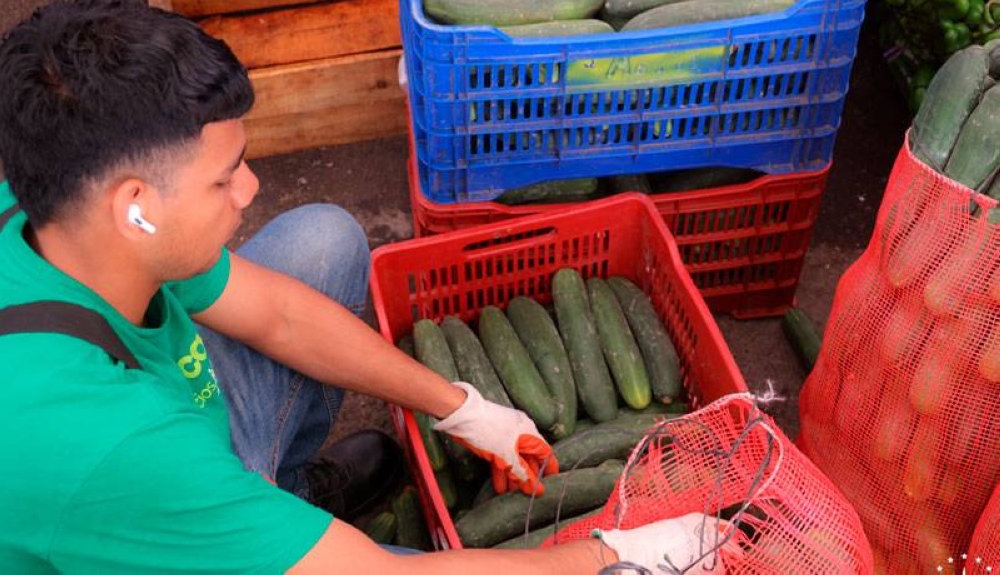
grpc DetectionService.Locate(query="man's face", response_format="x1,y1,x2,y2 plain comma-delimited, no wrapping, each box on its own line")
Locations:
151,119,258,280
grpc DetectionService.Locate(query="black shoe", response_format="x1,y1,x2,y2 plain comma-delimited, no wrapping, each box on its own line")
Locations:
303,430,404,521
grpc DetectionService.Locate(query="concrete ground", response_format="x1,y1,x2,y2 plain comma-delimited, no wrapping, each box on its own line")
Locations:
0,3,911,442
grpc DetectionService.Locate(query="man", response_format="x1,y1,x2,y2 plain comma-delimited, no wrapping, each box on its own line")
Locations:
0,1,730,573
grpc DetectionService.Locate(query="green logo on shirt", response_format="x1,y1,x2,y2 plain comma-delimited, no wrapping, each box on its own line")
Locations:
177,334,220,408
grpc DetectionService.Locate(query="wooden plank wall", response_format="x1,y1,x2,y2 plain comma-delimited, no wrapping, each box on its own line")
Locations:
164,0,407,159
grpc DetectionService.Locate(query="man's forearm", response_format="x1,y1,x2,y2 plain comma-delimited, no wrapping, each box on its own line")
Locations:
396,539,617,574
250,275,466,419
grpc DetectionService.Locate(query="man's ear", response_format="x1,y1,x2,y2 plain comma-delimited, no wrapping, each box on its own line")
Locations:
111,178,161,238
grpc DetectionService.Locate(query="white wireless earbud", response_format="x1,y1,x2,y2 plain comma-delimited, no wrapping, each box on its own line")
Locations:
127,203,157,235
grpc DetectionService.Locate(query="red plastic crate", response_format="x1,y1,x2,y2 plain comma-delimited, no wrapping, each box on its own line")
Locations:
408,144,829,319
370,193,748,550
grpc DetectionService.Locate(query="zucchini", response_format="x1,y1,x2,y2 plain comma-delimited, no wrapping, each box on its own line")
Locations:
943,84,1000,191
493,507,604,549
781,308,821,372
553,412,679,469
399,335,450,473
602,0,688,20
552,269,618,422
506,297,577,440
911,45,992,171
494,178,600,206
622,0,795,30
587,277,652,410
393,486,433,551
500,19,614,37
424,0,604,26
412,319,479,480
440,316,513,408
361,511,398,544
455,460,624,548
619,402,689,416
607,277,683,404
478,306,559,431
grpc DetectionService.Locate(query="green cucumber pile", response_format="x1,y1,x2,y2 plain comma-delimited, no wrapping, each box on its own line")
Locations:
493,168,763,205
910,41,1000,204
424,0,795,32
879,0,1000,111
400,269,690,548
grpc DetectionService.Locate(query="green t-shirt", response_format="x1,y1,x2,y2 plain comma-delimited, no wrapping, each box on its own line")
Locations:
0,181,331,573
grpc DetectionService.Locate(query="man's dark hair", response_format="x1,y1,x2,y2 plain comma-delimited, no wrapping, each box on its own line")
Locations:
0,0,254,225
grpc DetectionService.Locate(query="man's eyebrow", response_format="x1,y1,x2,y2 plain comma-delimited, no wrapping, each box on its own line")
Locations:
223,144,247,177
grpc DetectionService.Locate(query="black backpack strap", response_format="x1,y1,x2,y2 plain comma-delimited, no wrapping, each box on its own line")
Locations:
0,204,18,228
0,301,141,369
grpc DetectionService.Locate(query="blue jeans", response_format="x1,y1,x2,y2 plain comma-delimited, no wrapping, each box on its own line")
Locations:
199,204,370,500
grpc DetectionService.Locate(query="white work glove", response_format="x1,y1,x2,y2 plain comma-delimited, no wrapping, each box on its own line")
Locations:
434,382,558,496
595,513,735,574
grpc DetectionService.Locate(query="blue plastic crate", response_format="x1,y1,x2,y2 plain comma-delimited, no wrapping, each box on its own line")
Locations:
401,0,866,203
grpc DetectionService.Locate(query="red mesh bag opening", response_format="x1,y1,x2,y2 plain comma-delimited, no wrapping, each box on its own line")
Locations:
968,483,1000,574
542,394,873,574
798,133,1000,574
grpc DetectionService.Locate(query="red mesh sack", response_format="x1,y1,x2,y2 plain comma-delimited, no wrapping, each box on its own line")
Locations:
968,482,1000,574
542,394,873,574
798,133,1000,574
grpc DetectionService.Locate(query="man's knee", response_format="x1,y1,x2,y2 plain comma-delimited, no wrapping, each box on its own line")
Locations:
240,203,370,294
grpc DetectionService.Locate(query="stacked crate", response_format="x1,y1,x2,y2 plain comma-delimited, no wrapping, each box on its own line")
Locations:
159,0,407,159
400,0,867,318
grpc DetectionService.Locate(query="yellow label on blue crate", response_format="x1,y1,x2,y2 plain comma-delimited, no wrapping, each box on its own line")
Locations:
566,46,726,91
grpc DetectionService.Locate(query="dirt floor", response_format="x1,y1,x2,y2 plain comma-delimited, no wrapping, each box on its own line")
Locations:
0,2,911,442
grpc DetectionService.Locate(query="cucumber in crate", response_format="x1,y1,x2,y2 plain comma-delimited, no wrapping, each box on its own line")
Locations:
370,194,748,549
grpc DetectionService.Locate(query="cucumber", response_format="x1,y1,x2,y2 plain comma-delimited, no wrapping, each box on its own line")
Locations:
424,0,604,26
911,45,992,170
435,466,460,511
393,486,433,551
619,402,689,417
455,460,624,548
506,297,577,440
649,166,763,193
399,335,450,473
494,178,600,206
923,230,989,316
552,269,618,422
607,277,683,404
602,0,688,20
414,412,450,472
361,511,398,544
553,412,679,469
493,507,604,549
440,316,513,408
472,479,497,508
412,319,479,481
608,173,652,194
587,277,651,410
943,84,1000,191
622,0,795,31
413,319,460,382
478,306,560,431
781,308,822,372
500,19,614,37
